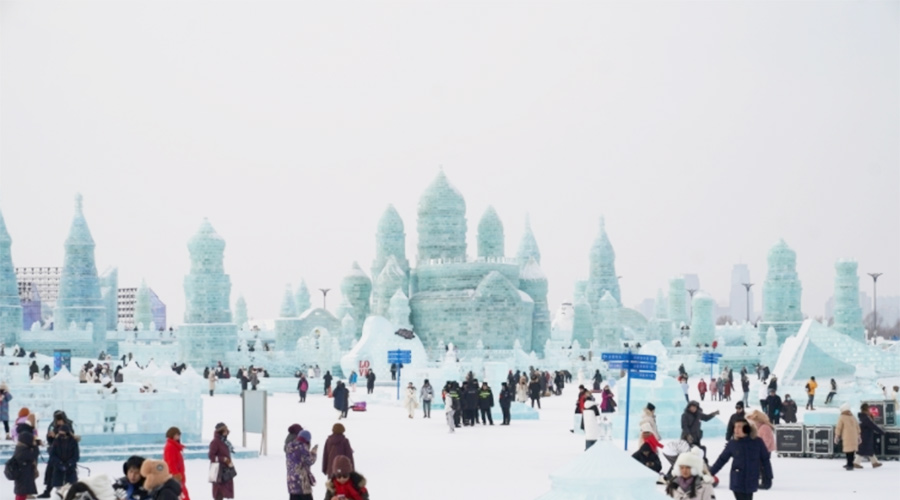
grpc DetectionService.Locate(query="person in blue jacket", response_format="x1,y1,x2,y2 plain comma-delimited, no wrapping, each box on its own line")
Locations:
709,418,772,500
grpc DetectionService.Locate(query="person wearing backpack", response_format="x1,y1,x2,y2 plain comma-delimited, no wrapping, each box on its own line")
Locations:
10,424,40,500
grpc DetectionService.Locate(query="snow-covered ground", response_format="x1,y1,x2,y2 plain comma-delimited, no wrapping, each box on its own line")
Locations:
2,379,898,499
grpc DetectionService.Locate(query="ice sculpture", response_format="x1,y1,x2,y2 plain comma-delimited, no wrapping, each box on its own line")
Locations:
515,214,541,266
388,290,412,329
341,314,356,347
594,291,621,350
275,285,303,350
571,282,594,347
371,204,409,280
689,292,715,345
648,289,672,346
134,280,153,330
550,303,574,343
294,280,311,315
586,216,621,312
340,316,428,380
536,440,669,500
519,257,550,354
416,169,467,261
832,260,865,342
773,319,900,384
372,256,405,317
54,194,107,347
178,219,238,369
760,239,803,345
99,267,119,331
667,277,688,328
477,205,504,258
340,261,371,340
233,295,248,329
0,204,23,346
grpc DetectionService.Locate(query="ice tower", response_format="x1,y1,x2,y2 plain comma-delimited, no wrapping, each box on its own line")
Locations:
648,289,673,346
689,292,715,345
233,295,248,329
667,277,688,328
760,239,803,345
571,281,594,347
372,256,406,317
134,280,153,329
99,268,118,331
294,280,311,315
516,215,541,266
54,194,107,348
389,289,412,329
594,291,621,350
371,204,409,280
586,217,621,311
179,218,238,368
416,169,467,262
0,205,23,346
276,284,304,350
340,262,371,341
832,260,864,342
519,257,550,353
477,206,504,259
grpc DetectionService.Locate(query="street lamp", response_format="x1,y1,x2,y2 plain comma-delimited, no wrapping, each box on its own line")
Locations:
742,283,754,323
319,288,331,310
867,273,882,341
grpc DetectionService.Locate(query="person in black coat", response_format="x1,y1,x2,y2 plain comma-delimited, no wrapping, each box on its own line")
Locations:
764,389,782,425
528,377,542,409
725,401,746,441
780,394,798,423
498,382,513,425
855,403,884,468
462,381,479,426
333,381,349,419
366,371,376,394
681,401,719,462
48,425,80,488
323,371,334,395
631,442,662,473
12,427,40,498
113,455,151,500
710,418,773,499
477,382,495,425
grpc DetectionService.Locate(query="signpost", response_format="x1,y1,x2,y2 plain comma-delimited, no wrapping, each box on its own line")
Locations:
53,349,72,374
701,352,723,380
387,349,412,400
241,390,268,455
601,351,658,451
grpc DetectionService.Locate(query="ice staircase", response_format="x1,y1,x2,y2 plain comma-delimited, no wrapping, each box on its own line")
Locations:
0,441,259,464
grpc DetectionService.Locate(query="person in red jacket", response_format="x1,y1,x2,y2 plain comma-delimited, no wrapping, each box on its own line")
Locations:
697,379,707,401
325,455,369,500
163,426,189,500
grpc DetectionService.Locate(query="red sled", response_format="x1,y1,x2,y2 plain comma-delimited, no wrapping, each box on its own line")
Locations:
351,402,367,412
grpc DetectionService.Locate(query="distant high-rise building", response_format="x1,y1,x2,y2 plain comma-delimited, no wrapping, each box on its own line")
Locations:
15,267,62,314
728,264,755,322
117,286,167,330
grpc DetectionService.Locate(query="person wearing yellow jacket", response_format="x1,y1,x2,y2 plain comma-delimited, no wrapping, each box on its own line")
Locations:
805,376,818,410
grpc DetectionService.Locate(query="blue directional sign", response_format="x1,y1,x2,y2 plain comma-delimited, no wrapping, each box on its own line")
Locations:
630,354,657,363
387,349,412,364
629,371,657,381
608,361,657,372
601,350,659,452
601,353,629,362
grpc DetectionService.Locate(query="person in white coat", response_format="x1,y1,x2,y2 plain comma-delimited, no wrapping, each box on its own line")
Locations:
639,403,661,441
582,397,602,450
404,382,419,419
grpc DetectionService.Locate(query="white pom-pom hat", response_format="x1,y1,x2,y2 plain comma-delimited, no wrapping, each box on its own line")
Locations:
674,446,706,476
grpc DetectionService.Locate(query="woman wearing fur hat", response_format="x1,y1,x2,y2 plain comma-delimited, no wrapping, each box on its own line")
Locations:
208,423,235,499
113,455,151,500
745,411,775,453
324,455,368,500
709,418,772,499
140,459,182,500
321,423,354,477
285,429,318,500
163,427,190,500
47,424,80,491
834,403,860,471
12,425,40,500
404,382,419,419
666,447,715,500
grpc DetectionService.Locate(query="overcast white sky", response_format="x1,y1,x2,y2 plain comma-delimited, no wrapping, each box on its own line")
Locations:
1,1,898,325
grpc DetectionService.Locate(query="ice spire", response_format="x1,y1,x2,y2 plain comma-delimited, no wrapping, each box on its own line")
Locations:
372,256,406,317
294,280,311,315
234,295,248,328
0,203,23,345
586,216,621,312
340,261,372,338
372,204,409,278
477,205,505,259
516,214,541,266
416,169,467,262
183,218,232,323
280,283,298,318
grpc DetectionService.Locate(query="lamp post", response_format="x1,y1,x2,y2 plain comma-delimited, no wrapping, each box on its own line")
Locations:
742,283,754,323
867,273,882,341
687,288,698,321
319,288,331,310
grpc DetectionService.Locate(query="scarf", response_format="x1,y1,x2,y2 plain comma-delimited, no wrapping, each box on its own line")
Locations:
333,478,364,500
676,476,695,492
218,433,234,454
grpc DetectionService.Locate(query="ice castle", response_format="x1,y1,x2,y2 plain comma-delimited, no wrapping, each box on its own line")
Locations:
758,239,803,345
337,170,552,353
